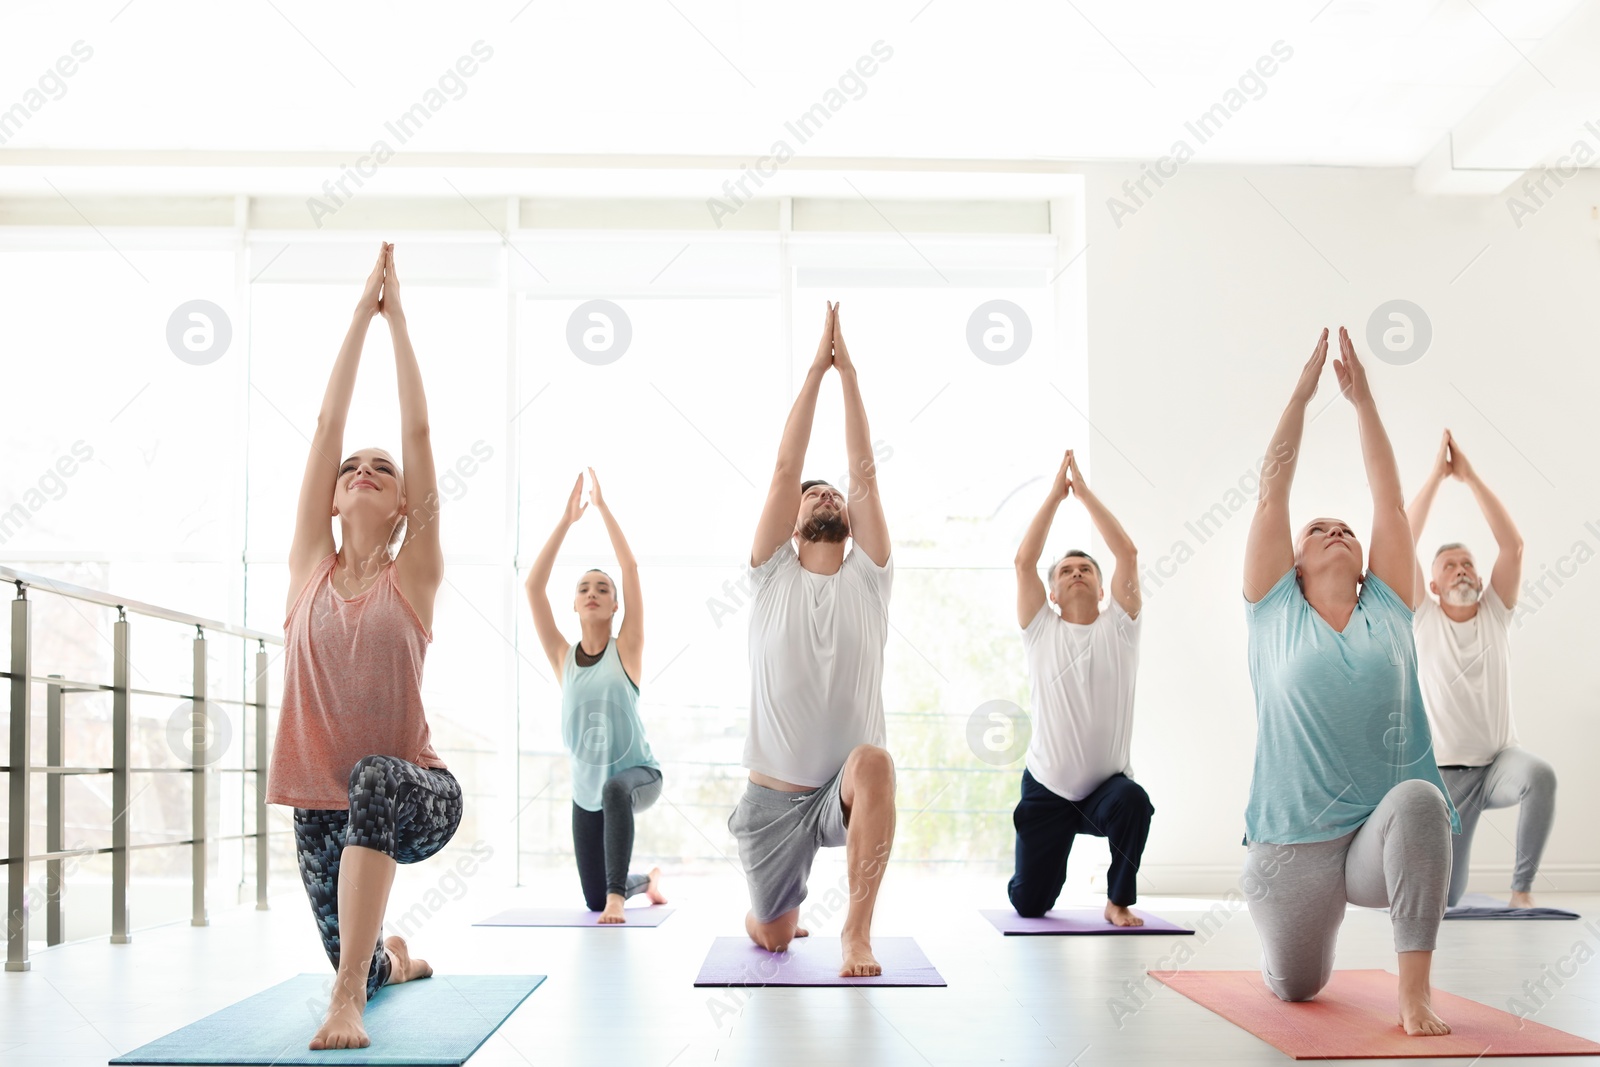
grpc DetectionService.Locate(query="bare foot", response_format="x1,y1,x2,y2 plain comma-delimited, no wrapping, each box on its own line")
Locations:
309,985,370,1050
1509,890,1536,909
1105,902,1144,927
840,933,882,978
384,935,432,983
1396,951,1449,1036
1399,995,1451,1036
599,894,627,924
645,867,668,905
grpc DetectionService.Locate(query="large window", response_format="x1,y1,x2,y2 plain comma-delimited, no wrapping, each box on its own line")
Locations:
1,194,1088,933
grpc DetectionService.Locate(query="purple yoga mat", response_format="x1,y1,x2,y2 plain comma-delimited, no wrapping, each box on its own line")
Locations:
694,936,946,987
474,906,674,927
980,907,1194,935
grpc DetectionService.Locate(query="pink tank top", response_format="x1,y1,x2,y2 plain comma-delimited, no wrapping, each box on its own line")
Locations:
266,552,445,809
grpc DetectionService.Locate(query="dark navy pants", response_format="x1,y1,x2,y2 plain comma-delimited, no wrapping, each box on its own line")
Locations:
1007,768,1153,916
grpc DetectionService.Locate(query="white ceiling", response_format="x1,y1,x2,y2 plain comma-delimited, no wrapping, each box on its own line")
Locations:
3,0,1600,192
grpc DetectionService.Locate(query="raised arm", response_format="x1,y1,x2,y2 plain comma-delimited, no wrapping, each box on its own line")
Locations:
384,247,444,627
586,467,644,683
1406,430,1452,606
1244,329,1325,603
524,474,586,681
830,305,888,567
1067,452,1140,619
1333,326,1416,608
1014,451,1070,628
751,303,835,568
285,242,386,617
1447,433,1524,608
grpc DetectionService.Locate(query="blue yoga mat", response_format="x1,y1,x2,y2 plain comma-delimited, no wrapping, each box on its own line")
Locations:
110,973,544,1065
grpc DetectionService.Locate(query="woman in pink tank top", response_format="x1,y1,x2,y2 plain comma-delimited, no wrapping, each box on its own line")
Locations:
264,243,462,1051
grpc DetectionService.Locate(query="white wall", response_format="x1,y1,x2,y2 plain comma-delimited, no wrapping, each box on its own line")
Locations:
1081,163,1600,892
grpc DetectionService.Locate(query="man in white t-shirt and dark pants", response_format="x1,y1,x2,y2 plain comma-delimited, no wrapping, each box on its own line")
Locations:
1408,429,1555,909
728,302,897,977
1009,449,1152,927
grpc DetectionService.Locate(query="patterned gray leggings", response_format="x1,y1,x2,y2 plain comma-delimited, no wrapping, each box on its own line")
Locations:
292,755,463,999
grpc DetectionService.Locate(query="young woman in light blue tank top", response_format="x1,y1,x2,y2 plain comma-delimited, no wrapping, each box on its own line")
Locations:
1241,327,1459,1038
525,468,665,922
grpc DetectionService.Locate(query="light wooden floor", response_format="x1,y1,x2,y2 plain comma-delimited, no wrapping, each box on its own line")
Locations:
4,855,1598,1067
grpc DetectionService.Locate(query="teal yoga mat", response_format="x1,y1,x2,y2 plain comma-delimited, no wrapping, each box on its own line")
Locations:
110,973,544,1065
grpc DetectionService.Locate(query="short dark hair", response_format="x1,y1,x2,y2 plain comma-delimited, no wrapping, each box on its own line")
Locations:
800,479,834,495
1052,549,1102,583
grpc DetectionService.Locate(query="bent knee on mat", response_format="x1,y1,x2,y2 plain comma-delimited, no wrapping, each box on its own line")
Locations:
1007,877,1059,919
1265,974,1328,1003
1262,957,1333,1002
748,911,801,953
751,931,793,953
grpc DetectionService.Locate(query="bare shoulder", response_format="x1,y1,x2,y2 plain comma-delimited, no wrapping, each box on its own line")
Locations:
284,551,333,621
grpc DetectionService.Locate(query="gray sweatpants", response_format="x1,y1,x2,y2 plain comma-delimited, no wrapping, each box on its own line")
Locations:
1243,778,1452,1002
1440,746,1557,906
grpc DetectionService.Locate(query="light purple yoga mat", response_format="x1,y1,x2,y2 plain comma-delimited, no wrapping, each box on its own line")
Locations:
693,936,946,987
980,907,1194,935
474,906,674,927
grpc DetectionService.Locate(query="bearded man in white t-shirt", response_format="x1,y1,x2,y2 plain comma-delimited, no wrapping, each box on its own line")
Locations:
1407,429,1555,909
727,301,897,978
1009,449,1152,927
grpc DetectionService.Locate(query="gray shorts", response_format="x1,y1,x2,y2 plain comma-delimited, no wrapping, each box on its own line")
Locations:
727,767,848,924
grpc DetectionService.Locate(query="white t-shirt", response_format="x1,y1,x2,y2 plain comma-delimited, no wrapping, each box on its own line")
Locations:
1413,584,1517,767
744,545,893,787
1022,597,1141,802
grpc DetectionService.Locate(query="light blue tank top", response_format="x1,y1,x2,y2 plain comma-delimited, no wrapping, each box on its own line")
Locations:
1244,568,1460,845
561,638,659,812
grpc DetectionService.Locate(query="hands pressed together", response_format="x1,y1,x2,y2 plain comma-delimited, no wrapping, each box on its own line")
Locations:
810,301,855,375
1293,325,1371,407
1050,448,1087,501
355,242,405,324
1429,428,1475,483
563,467,607,527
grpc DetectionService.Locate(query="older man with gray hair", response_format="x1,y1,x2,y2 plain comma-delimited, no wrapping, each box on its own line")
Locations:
1407,429,1556,908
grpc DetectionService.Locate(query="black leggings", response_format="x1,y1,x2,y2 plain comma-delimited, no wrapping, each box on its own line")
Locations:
572,765,663,911
293,755,463,999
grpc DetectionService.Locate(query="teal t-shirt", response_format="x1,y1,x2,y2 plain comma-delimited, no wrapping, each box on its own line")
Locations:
560,639,659,812
1244,568,1460,845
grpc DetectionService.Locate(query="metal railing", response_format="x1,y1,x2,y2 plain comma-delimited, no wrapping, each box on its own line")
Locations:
1,565,282,972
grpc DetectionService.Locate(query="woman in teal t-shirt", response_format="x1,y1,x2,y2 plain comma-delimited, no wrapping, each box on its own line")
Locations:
1241,327,1459,1037
525,469,665,922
